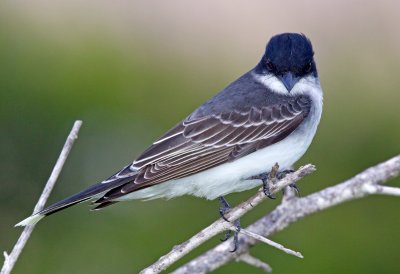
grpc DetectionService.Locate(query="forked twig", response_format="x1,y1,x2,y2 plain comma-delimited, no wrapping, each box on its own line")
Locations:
1,121,82,274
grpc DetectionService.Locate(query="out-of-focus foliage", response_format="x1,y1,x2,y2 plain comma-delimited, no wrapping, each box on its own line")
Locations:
1,1,399,273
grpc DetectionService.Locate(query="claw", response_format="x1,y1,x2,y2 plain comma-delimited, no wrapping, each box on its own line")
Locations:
263,181,276,199
289,183,300,196
230,219,241,252
220,230,231,242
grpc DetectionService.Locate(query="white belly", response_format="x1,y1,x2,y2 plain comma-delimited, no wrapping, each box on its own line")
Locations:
118,77,323,200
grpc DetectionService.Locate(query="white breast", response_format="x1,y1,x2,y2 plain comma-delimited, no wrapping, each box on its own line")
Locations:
117,75,323,201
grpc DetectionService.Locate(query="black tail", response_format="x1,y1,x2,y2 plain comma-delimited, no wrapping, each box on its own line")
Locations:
16,170,135,227
40,178,131,216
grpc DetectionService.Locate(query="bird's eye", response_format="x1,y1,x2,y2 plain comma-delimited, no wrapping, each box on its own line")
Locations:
266,59,275,72
304,62,312,73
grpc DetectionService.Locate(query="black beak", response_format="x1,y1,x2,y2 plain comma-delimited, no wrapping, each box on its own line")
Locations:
278,72,300,92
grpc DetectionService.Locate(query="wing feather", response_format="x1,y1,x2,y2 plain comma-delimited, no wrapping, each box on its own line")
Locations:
100,96,311,201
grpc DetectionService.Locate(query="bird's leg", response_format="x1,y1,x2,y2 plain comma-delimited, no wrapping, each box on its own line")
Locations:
218,196,241,252
218,196,231,222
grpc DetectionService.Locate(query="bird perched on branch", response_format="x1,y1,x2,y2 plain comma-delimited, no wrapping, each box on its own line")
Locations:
17,32,323,250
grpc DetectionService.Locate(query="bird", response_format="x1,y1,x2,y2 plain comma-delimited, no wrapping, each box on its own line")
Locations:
16,33,323,249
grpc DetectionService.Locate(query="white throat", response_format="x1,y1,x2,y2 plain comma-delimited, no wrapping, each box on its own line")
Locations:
253,72,322,98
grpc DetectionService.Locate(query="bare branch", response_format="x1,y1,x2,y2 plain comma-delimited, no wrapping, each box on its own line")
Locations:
236,253,272,273
173,154,400,274
140,164,316,274
1,121,83,274
362,184,400,196
3,119,398,274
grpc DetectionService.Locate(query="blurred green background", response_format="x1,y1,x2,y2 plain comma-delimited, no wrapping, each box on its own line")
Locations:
1,1,400,273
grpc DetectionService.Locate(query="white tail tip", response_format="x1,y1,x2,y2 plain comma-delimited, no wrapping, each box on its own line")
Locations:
15,214,45,227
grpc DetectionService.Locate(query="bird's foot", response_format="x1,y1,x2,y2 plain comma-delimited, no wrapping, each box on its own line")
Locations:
276,169,294,180
218,196,241,252
262,178,276,199
250,172,276,199
251,164,299,198
250,163,280,199
276,169,301,196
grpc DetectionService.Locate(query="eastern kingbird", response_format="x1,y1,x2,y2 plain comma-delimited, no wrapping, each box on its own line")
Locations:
17,33,323,236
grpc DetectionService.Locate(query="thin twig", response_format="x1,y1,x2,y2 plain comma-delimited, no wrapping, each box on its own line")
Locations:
140,164,316,274
236,253,272,273
173,154,400,274
1,120,83,274
231,226,303,258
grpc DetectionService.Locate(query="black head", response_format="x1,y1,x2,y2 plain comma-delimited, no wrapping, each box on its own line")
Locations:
256,33,316,91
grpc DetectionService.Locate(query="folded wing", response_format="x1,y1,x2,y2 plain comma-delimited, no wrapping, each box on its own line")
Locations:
97,96,311,202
